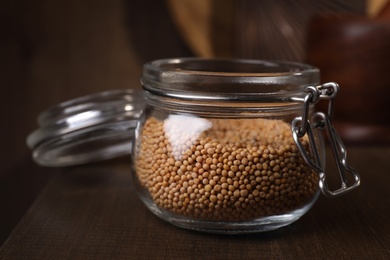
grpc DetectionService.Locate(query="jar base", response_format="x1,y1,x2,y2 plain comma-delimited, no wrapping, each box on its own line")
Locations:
142,192,319,234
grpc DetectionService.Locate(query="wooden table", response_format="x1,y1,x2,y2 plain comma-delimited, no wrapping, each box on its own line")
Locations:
1,146,389,259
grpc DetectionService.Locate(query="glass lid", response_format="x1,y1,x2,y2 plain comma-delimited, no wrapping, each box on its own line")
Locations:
27,89,144,167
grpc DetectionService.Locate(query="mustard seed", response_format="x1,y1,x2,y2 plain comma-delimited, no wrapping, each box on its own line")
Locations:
135,117,319,222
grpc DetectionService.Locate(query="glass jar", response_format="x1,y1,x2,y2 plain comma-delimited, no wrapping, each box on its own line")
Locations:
27,58,360,234
132,58,360,233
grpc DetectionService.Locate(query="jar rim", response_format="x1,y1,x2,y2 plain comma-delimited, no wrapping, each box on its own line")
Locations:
146,57,318,76
142,58,320,101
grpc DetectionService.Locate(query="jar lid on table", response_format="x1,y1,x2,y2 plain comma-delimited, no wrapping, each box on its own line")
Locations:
27,89,144,167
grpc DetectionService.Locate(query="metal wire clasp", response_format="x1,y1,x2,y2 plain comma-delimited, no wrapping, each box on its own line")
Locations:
291,82,360,198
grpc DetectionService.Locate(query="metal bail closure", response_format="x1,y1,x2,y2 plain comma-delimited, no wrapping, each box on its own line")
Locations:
291,82,360,198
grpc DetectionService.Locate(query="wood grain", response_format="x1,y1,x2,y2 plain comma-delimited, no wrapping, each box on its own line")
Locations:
1,147,389,258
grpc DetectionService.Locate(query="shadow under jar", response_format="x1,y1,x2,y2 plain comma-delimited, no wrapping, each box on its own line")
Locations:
132,58,360,234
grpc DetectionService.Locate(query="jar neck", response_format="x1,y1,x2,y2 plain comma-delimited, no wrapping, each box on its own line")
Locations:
143,91,305,118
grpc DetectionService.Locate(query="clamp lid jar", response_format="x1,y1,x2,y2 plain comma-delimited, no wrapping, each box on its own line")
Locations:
133,58,360,233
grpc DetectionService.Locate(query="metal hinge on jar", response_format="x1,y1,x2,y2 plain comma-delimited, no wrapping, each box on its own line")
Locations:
291,82,360,198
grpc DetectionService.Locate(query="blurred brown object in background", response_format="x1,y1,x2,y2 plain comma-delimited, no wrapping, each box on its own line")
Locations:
376,0,390,18
166,0,234,58
306,11,390,144
167,0,366,61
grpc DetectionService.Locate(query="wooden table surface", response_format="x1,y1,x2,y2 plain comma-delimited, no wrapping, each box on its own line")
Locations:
0,146,389,259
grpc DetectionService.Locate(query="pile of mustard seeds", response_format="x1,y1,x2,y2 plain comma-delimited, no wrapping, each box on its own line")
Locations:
135,115,319,221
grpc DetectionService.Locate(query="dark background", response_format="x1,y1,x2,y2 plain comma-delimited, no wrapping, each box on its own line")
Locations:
0,0,193,244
